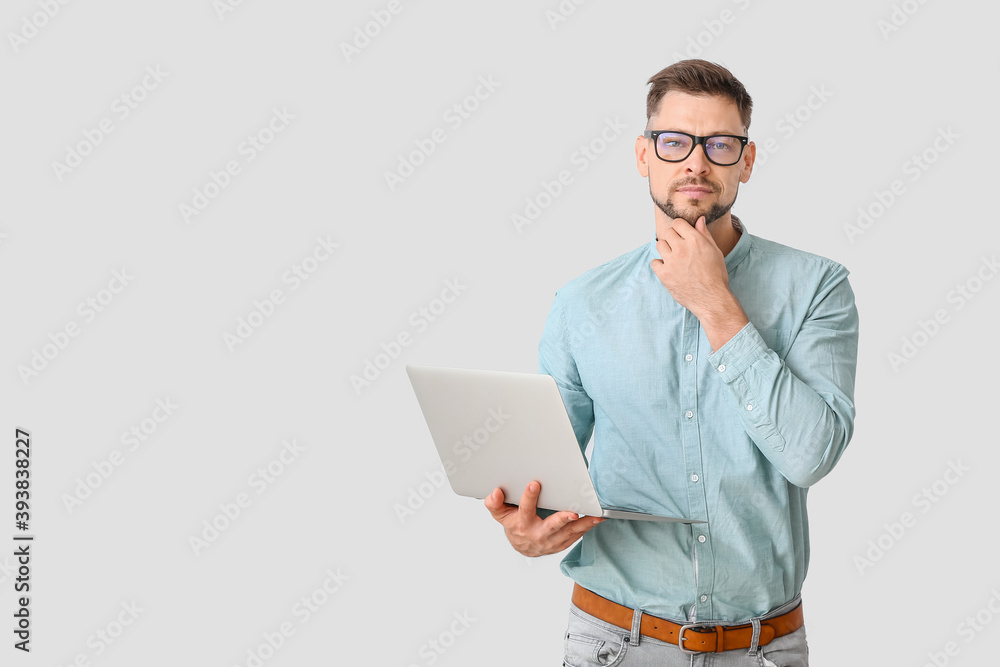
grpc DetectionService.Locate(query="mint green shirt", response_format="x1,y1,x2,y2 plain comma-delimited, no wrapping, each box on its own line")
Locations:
538,218,859,622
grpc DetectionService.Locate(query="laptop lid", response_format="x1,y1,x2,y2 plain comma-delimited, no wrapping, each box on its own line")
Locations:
405,365,699,523
406,364,605,516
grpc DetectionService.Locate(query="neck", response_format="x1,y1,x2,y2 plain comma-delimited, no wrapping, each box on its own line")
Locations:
708,212,741,256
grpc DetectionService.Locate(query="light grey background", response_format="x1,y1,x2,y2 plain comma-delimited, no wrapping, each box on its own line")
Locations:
2,1,998,664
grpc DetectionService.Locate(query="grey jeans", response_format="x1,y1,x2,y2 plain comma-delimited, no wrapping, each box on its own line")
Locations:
562,599,809,666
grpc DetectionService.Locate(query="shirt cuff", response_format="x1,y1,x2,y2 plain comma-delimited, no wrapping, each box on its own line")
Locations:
706,321,769,383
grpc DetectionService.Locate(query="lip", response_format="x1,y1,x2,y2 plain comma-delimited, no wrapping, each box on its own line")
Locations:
675,186,713,198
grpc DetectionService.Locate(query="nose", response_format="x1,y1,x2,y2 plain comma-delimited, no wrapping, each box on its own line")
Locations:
682,142,711,176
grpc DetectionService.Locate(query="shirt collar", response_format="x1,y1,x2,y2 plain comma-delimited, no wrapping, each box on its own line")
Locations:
648,215,751,274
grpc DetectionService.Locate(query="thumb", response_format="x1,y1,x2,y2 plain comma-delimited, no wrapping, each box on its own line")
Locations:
695,216,717,246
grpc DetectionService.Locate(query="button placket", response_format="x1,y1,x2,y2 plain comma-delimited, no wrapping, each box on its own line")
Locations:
681,311,714,620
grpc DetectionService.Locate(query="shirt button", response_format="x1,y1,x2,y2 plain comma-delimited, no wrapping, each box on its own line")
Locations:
717,364,726,372
690,474,699,482
685,354,693,362
685,410,693,419
698,535,706,543
700,595,708,603
746,404,754,411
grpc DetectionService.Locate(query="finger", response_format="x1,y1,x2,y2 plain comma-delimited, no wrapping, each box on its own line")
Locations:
545,512,602,533
670,218,692,238
693,215,710,237
517,480,541,519
484,488,516,522
695,216,719,248
550,515,605,545
567,514,605,531
543,510,585,532
665,221,688,238
654,216,673,244
483,487,503,510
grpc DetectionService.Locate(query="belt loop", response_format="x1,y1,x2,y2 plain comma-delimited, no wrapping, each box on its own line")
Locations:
747,617,761,655
629,607,643,647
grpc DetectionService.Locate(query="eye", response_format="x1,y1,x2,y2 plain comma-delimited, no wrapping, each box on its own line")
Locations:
657,133,690,147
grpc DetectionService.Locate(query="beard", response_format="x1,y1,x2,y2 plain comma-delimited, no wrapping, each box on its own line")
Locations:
651,178,738,227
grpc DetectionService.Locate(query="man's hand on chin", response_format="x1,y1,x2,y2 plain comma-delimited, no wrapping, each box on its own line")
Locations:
651,215,749,351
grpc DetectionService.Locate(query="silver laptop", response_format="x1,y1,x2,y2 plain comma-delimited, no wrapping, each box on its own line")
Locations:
405,365,702,523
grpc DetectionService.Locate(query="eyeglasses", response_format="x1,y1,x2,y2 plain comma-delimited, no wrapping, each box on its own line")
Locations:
643,130,749,166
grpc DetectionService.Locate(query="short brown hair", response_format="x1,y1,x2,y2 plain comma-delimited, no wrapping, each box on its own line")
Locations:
645,59,753,132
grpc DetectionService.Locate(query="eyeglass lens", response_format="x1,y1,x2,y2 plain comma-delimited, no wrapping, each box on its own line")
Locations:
656,133,743,165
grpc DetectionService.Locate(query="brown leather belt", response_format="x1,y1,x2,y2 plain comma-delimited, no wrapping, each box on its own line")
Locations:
572,584,803,654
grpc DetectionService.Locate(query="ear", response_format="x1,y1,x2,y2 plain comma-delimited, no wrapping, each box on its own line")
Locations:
635,134,650,178
739,140,755,184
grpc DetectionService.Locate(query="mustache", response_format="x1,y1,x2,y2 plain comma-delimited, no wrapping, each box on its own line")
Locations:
670,179,719,193
670,178,719,192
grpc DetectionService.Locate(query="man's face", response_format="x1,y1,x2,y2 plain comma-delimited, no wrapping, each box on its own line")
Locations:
635,91,755,226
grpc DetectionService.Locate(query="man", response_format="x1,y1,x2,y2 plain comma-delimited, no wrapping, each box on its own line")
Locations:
484,59,858,666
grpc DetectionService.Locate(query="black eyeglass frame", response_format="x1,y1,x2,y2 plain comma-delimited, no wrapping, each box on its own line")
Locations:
643,130,749,166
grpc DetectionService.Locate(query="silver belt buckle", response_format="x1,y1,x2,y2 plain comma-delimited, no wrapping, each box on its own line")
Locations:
677,623,713,654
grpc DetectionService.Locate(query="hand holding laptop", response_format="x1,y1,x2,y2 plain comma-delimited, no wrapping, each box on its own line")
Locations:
484,480,604,557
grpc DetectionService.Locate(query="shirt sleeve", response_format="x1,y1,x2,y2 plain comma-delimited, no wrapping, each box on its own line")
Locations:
706,265,859,488
538,290,596,455
536,290,596,517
